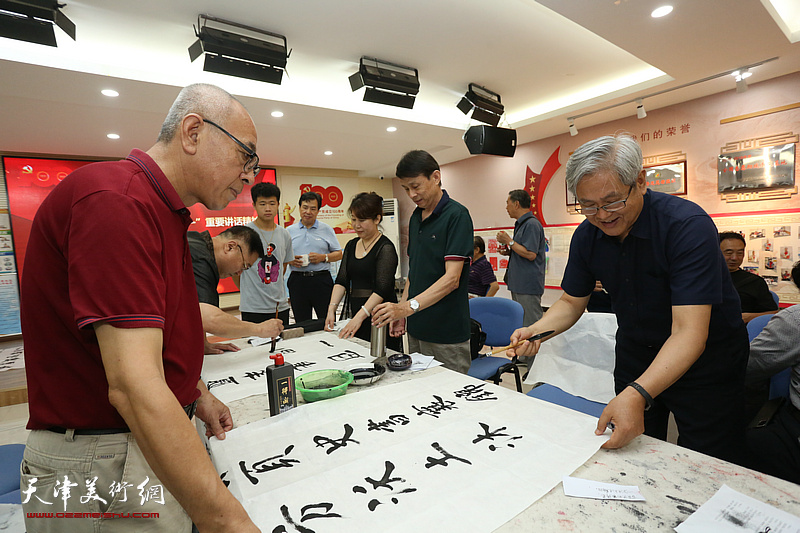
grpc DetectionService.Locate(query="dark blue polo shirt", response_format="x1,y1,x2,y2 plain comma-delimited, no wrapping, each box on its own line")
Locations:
407,190,473,344
562,190,744,377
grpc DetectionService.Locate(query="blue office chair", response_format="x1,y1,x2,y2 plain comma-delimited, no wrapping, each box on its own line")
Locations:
769,290,780,307
747,314,773,342
0,443,25,504
526,383,607,418
468,297,524,392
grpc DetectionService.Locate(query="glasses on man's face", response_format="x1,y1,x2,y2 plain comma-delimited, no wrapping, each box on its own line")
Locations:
236,244,252,271
203,118,261,177
576,185,635,216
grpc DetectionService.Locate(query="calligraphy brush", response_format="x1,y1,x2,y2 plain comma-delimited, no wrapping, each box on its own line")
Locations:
269,303,279,352
488,330,555,355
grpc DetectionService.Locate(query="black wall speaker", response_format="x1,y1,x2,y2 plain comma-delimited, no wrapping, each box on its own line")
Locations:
463,125,517,157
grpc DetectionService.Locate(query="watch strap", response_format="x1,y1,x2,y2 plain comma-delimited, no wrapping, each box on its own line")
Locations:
627,381,654,411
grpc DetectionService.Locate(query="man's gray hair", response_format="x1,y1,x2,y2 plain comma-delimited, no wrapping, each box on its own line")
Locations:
157,83,240,143
565,134,642,196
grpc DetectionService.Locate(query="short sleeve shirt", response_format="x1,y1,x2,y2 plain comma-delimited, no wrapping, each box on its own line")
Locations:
22,150,204,430
730,269,779,313
506,211,547,295
469,255,497,297
239,223,293,313
562,190,743,352
407,190,473,344
287,220,341,272
188,230,220,306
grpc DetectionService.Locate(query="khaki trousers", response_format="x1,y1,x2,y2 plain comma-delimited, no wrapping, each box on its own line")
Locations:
22,429,190,533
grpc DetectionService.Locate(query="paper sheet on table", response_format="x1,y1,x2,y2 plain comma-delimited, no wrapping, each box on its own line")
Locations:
562,475,645,501
409,352,443,371
675,484,800,533
524,312,617,403
202,332,374,404
0,346,24,372
209,370,607,533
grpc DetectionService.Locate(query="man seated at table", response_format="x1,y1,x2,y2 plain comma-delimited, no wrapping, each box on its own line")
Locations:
188,225,284,345
719,231,779,323
469,236,499,298
744,260,800,484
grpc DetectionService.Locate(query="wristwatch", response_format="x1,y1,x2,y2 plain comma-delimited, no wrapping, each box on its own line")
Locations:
408,299,420,313
508,240,515,247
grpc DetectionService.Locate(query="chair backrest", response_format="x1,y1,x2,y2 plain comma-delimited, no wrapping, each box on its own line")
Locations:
746,314,773,342
769,290,780,307
769,368,792,400
469,297,524,347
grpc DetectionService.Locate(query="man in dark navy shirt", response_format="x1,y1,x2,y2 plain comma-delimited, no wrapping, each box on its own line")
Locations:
510,134,748,464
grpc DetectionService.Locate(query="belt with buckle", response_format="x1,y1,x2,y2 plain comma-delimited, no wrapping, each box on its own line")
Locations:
294,270,329,277
48,400,198,436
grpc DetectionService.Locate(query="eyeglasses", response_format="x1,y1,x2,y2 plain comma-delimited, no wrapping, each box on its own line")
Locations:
236,244,252,271
203,118,261,177
576,185,634,216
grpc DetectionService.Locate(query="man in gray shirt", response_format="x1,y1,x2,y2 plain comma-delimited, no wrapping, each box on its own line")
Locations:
497,189,547,327
236,182,294,326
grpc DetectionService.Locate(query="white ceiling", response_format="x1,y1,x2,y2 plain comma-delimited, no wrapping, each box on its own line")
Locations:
0,0,799,177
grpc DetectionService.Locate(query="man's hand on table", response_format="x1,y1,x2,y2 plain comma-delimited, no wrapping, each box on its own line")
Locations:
595,387,647,448
372,302,411,328
205,339,240,355
196,386,234,440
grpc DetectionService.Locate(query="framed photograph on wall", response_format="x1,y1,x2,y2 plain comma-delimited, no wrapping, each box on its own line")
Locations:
644,160,687,196
717,143,795,192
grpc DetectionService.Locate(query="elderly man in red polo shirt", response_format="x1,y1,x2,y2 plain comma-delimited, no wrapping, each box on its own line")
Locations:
21,84,260,533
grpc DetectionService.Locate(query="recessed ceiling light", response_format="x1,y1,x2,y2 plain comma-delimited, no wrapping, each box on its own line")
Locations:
651,5,673,18
324,150,333,156
271,111,284,118
386,126,397,132
101,89,119,97
107,133,120,140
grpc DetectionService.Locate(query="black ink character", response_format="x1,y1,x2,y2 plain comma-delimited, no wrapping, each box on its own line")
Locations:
472,422,522,451
220,471,230,488
239,445,301,485
454,383,497,401
206,376,239,390
352,461,417,511
293,361,317,371
412,395,458,418
313,424,359,455
366,415,410,433
424,442,472,469
271,502,341,533
327,350,364,362
319,340,334,348
244,369,266,381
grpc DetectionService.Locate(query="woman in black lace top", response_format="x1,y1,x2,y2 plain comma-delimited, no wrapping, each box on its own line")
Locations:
325,192,402,351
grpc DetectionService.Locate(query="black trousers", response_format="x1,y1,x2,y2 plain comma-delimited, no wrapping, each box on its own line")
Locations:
287,272,334,323
744,401,800,484
241,309,290,328
614,328,748,465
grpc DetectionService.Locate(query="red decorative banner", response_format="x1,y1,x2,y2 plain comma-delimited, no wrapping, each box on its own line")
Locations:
525,147,562,226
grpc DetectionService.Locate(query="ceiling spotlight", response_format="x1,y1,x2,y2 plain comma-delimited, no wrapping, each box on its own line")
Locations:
651,5,673,18
188,14,290,85
106,133,120,140
386,126,397,132
733,68,751,93
0,0,76,47
568,119,578,136
271,111,284,118
457,83,504,127
636,98,647,119
324,151,333,156
101,89,119,98
349,56,419,109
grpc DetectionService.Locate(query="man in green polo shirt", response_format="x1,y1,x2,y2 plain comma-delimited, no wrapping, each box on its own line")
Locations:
372,150,474,374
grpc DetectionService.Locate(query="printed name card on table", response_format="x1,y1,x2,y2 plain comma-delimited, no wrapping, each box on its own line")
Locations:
562,476,646,501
